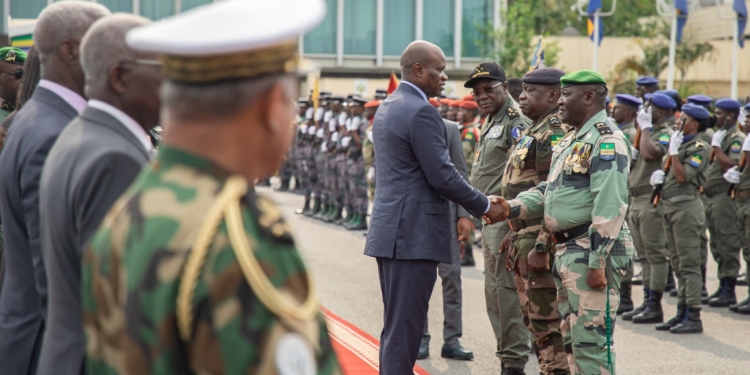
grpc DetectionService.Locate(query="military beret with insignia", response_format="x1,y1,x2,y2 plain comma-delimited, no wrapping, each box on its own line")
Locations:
560,70,607,88
615,94,642,108
636,76,659,86
464,61,506,88
687,94,712,107
522,68,566,86
681,103,710,120
0,47,26,65
650,93,676,110
715,98,741,111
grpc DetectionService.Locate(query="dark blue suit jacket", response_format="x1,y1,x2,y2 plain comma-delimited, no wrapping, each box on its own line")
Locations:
364,83,487,264
0,86,79,374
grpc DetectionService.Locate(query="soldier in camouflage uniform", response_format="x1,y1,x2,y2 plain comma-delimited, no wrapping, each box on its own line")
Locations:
620,93,675,323
333,97,350,225
651,103,711,334
498,70,632,375
81,1,340,373
363,100,379,209
703,99,746,307
320,97,345,222
345,96,368,230
310,95,331,218
295,99,311,211
464,62,531,374
499,68,569,375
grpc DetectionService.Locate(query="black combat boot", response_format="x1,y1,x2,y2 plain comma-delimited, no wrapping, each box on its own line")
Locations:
633,290,664,323
296,194,310,215
617,282,633,315
737,272,748,286
656,304,686,331
326,206,342,223
277,179,289,191
701,265,709,298
670,306,703,334
737,299,750,315
313,200,328,220
623,288,649,320
665,266,676,292
702,277,724,304
306,197,320,217
500,367,526,375
708,277,737,307
632,270,643,286
349,212,368,230
729,291,750,313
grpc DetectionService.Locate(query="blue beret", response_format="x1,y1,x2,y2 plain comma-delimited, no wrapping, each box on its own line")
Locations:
636,76,659,86
681,103,710,120
650,93,676,110
606,97,610,106
522,68,566,85
644,93,653,101
657,89,679,100
615,94,642,108
746,102,750,111
686,94,712,107
715,98,741,110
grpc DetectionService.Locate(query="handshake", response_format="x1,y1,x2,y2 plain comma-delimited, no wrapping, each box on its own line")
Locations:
483,195,511,224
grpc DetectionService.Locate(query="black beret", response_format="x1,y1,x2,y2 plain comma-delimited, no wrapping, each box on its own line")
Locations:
522,68,566,85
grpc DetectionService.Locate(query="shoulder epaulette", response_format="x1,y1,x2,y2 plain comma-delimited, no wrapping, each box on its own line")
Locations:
695,141,704,148
244,193,295,245
594,122,613,136
507,107,520,119
548,116,562,127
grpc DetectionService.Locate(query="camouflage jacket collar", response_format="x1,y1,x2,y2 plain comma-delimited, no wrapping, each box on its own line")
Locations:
528,107,560,133
156,145,233,181
575,110,608,140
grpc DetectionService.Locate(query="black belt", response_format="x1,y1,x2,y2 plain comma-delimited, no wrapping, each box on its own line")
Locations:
629,186,652,198
551,223,590,244
661,185,698,201
736,189,750,200
508,218,543,232
704,184,728,198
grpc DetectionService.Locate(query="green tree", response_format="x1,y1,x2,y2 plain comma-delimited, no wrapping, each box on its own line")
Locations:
574,0,657,37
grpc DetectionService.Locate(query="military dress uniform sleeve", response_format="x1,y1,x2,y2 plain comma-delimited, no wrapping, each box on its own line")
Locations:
507,182,547,220
587,133,630,269
681,142,710,185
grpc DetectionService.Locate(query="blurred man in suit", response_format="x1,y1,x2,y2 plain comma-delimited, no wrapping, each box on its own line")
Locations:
364,40,506,373
0,3,110,374
37,14,159,375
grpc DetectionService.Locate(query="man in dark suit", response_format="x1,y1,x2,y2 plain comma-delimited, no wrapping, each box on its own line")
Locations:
364,40,506,373
0,3,110,373
36,14,159,375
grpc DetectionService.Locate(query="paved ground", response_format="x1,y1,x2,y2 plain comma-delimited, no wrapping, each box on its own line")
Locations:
261,188,750,375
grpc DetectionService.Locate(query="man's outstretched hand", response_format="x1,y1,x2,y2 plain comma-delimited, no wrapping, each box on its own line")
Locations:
483,195,510,224
457,217,474,241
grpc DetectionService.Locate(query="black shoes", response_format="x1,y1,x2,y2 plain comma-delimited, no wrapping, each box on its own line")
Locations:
632,291,664,323
729,295,750,313
670,306,703,334
656,304,686,331
617,282,633,315
417,343,429,360
702,278,724,304
708,277,737,307
737,272,748,286
501,367,526,375
440,342,474,361
622,287,648,320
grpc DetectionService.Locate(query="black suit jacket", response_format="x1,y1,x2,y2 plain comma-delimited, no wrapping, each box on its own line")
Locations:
364,83,487,264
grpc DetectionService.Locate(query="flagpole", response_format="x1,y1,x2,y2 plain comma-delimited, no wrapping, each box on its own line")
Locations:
666,13,677,90
593,9,600,71
731,26,738,99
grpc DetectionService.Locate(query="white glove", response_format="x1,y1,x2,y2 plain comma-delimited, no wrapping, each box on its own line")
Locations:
724,166,741,184
711,129,727,147
329,119,337,132
349,117,361,131
739,109,747,128
341,136,351,147
367,167,375,182
631,146,639,161
367,130,373,142
650,170,665,186
299,124,308,134
331,131,339,142
323,110,333,123
321,142,327,151
668,131,683,156
338,112,347,126
308,126,317,135
743,133,750,152
316,128,324,138
637,107,653,130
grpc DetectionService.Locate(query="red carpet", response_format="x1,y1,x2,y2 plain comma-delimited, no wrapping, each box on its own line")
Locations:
322,307,430,375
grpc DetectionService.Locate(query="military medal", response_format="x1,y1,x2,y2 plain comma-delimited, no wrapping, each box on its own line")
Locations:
573,164,581,173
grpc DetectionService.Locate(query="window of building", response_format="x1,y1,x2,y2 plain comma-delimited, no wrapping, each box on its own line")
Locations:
139,0,174,20
181,0,212,12
98,0,133,13
423,0,455,57
11,0,46,19
343,0,377,55
383,0,415,56
304,0,337,54
462,0,492,58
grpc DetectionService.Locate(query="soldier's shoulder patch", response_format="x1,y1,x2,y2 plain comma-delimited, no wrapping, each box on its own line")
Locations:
731,141,742,153
550,134,563,150
245,193,295,245
659,133,671,145
511,126,523,140
594,122,612,136
599,142,615,161
507,107,520,119
689,153,703,167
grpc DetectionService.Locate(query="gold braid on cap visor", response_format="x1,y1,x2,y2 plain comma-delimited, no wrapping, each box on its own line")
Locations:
160,41,299,83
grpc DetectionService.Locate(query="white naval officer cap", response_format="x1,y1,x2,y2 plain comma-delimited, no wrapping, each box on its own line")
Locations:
125,0,326,83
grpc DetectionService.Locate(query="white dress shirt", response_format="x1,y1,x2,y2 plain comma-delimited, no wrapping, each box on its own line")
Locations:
37,80,87,114
87,100,153,153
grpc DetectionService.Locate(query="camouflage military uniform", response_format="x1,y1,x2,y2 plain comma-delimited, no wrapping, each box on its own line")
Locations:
660,135,709,307
295,119,310,194
82,146,340,374
363,121,375,202
335,116,349,222
506,111,632,375
705,126,745,280
734,148,750,306
347,115,368,228
501,109,568,374
470,96,531,370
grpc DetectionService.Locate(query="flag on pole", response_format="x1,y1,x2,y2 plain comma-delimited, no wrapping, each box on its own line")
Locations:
734,0,748,48
675,0,688,45
387,71,399,95
529,37,546,71
587,0,604,46
312,74,320,111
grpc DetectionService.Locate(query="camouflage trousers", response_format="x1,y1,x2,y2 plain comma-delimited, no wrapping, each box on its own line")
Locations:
552,237,632,375
662,197,704,306
366,166,375,203
295,145,310,192
336,155,348,208
326,155,338,203
511,234,568,375
279,150,295,184
705,189,742,279
347,158,367,214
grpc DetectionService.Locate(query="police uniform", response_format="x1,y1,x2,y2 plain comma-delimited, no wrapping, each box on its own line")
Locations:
333,97,349,224
0,47,26,123
344,96,368,230
464,62,532,372
295,100,312,213
727,102,750,314
613,94,640,144
501,68,569,375
506,71,632,375
635,76,659,100
80,2,340,373
362,100,379,207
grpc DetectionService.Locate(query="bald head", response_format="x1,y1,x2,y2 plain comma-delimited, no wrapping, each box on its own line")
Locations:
400,41,442,74
34,1,111,65
399,40,447,97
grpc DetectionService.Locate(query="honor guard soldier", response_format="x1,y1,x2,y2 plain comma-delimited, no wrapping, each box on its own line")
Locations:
0,47,26,123
464,61,531,375
496,70,632,375
362,100,380,225
80,0,341,373
650,103,710,334
612,94,641,144
447,99,460,122
439,98,453,119
687,94,717,136
635,76,659,100
500,68,569,375
374,89,388,101
621,93,675,321
296,99,312,213
344,96,368,230
704,98,746,307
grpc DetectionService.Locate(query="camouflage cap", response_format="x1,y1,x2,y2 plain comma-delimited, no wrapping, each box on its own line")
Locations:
560,70,607,88
0,47,26,65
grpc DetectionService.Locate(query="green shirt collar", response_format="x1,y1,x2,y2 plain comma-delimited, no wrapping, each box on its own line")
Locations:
156,145,232,180
575,110,608,140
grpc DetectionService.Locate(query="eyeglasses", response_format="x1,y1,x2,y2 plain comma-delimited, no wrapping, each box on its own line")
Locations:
471,82,502,98
0,69,23,80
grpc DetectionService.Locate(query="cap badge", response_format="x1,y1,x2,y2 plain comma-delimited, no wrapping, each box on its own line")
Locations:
6,50,15,62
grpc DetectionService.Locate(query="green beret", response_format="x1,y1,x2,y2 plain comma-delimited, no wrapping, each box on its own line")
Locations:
0,47,26,65
560,70,607,88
